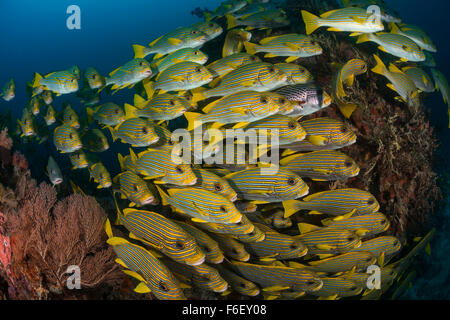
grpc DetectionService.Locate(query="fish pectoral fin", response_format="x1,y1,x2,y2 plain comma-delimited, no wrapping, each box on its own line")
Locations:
262,285,291,292
134,282,152,294
167,37,182,46
122,270,146,283
285,56,299,63
315,244,334,250
327,27,343,32
169,75,185,82
306,135,328,146
264,53,277,58
231,107,248,115
284,42,301,51
386,83,396,91
241,80,256,87
378,46,388,53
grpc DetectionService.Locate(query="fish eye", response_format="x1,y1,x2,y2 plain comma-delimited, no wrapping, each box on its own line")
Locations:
307,280,316,286
347,236,356,242
142,127,148,134
268,67,275,73
366,257,371,262
192,30,198,34
250,56,257,61
340,126,348,133
288,121,296,130
71,79,75,83
279,98,286,104
194,51,199,55
139,61,144,66
231,248,238,254
170,100,176,106
175,166,184,174
114,109,119,114
214,183,223,191
175,240,185,250
69,133,73,139
203,246,211,252
92,75,97,79
290,243,298,249
239,282,247,288
260,97,268,104
344,161,353,167
367,198,375,205
287,178,296,186
133,185,138,192
195,67,202,73
220,205,227,213
158,281,169,292
380,219,387,225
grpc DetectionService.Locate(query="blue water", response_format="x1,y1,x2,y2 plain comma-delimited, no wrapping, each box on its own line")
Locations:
1,0,450,299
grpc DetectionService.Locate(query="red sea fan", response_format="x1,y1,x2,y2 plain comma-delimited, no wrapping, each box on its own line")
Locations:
0,129,13,167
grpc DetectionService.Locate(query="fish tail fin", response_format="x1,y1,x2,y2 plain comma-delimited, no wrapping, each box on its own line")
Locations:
184,112,202,131
301,10,321,35
132,44,147,59
133,94,147,109
155,185,169,206
226,14,237,30
143,80,155,99
117,153,126,171
124,103,137,119
243,41,258,55
32,73,43,88
356,33,372,44
371,54,387,76
112,192,123,225
191,87,207,103
282,199,304,218
86,107,94,125
338,103,358,119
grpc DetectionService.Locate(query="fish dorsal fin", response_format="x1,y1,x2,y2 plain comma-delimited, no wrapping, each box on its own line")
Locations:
104,218,114,238
109,67,121,77
259,35,281,45
149,35,163,47
123,269,146,283
279,153,303,166
303,191,327,202
320,9,339,18
202,96,225,113
298,223,321,234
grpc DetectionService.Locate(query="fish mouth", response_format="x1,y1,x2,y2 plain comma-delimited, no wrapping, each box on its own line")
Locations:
323,92,332,106
297,187,309,198
239,253,250,262
53,178,63,185
229,194,238,202
103,182,112,188
141,196,155,205
143,70,153,77
249,289,260,297
353,240,362,249
214,283,228,293
298,247,308,258
186,177,198,185
186,254,206,266
211,255,224,264
350,168,360,177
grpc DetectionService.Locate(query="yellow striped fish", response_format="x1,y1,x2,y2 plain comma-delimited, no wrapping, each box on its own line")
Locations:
284,188,380,217
125,93,189,121
105,58,152,92
84,67,105,89
158,186,242,224
194,62,287,100
294,228,362,255
402,66,435,93
298,212,390,238
163,258,228,293
41,90,53,105
190,21,223,42
357,32,425,62
390,23,437,53
226,9,290,30
185,91,292,130
275,63,314,87
151,48,208,74
225,167,309,203
18,110,36,137
53,124,82,153
332,59,367,118
208,52,260,78
43,104,56,126
234,223,266,243
206,0,248,21
279,150,360,181
29,96,41,115
350,236,402,261
371,54,420,107
115,206,206,266
32,69,79,95
245,223,308,260
222,29,252,57
194,213,255,237
1,78,15,101
88,162,111,188
69,150,89,169
175,221,225,264
190,168,237,202
281,117,357,152
244,34,323,63
86,103,125,127
132,27,207,59
62,103,80,129
144,61,213,96
301,7,384,35
113,171,156,206
431,69,449,107
216,264,260,297
231,261,323,293
209,234,250,262
81,129,110,152
309,277,363,299
130,148,197,186
105,220,185,300
107,117,159,147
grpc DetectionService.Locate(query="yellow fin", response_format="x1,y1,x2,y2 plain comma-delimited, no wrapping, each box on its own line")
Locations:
168,37,182,46
263,285,290,292
307,135,328,146
285,42,301,51
298,223,320,234
282,199,303,218
191,218,208,223
115,258,128,269
134,282,151,294
243,41,258,55
301,10,321,35
285,56,298,63
123,270,146,282
264,53,277,58
338,103,358,119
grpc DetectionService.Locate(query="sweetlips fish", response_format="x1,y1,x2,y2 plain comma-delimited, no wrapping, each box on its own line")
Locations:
371,54,420,107
224,167,309,203
150,48,208,74
17,109,36,137
62,103,80,129
69,150,89,169
279,150,360,181
195,62,287,100
244,34,323,63
357,32,425,62
1,78,15,101
294,228,362,255
186,168,237,202
104,220,186,300
157,186,242,224
193,213,256,237
186,91,292,130
208,53,261,80
281,117,357,152
283,188,380,218
390,23,437,53
226,9,290,30
68,65,81,79
350,236,402,264
46,156,63,185
32,68,79,95
230,261,323,293
41,90,53,105
107,117,159,147
125,93,189,122
113,171,156,206
342,0,402,24
89,162,112,188
222,29,252,57
301,7,384,35
53,124,82,153
175,221,225,264
231,0,274,19
129,148,197,186
215,264,260,297
43,104,56,126
190,21,223,42
238,114,307,146
244,223,308,260
275,84,332,117
298,212,390,238
275,63,314,87
84,67,105,89
234,223,266,243
206,0,248,21
402,66,435,93
104,58,152,93
309,277,363,299
29,96,42,116
114,205,206,266
162,258,228,293
132,27,208,59
86,102,125,127
209,234,251,262
431,68,449,107
143,61,213,96
331,59,367,119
